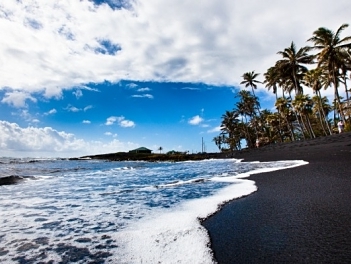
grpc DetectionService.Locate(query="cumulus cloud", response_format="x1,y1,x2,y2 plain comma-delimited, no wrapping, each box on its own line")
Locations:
105,116,118,125
0,0,349,103
0,120,85,154
1,91,37,108
188,115,204,125
82,120,91,124
105,116,135,127
0,120,138,157
119,119,135,128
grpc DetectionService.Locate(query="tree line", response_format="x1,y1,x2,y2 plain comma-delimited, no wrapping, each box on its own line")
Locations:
213,24,351,152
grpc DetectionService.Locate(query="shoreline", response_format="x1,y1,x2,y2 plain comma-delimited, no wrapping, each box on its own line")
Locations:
202,132,351,263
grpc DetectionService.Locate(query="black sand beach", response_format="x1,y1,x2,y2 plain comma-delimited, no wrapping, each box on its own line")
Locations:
202,132,351,263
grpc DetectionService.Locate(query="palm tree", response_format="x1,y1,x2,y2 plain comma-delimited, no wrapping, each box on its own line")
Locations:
264,66,281,99
240,71,262,117
307,23,351,123
240,71,262,98
275,97,296,140
220,110,241,152
158,146,163,154
292,94,316,138
276,42,314,95
212,135,223,151
265,112,284,143
303,68,332,135
235,90,261,147
312,95,332,136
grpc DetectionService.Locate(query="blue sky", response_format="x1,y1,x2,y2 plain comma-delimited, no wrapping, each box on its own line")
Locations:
0,0,350,157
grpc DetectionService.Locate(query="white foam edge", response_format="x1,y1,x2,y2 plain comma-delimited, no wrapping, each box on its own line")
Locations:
211,160,309,182
113,159,308,263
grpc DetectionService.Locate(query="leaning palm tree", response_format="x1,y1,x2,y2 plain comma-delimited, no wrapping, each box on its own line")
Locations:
292,94,316,138
276,42,314,95
312,95,331,136
307,23,351,123
303,68,332,135
264,66,281,99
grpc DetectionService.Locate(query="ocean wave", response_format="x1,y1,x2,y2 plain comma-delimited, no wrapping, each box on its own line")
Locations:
155,178,207,188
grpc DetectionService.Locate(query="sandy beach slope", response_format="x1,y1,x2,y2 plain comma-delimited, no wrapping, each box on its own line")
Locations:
202,132,351,263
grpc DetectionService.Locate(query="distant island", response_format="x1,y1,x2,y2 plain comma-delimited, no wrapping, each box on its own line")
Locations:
73,151,228,162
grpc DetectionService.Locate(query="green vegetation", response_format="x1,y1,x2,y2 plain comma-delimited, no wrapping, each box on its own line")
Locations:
214,24,351,153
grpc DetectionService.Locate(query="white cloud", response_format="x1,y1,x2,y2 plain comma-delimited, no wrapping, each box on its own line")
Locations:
73,89,83,99
79,85,100,92
207,126,222,133
105,116,118,125
126,83,138,89
131,94,154,99
1,91,37,108
1,0,349,103
105,132,117,137
83,105,93,111
119,119,135,128
137,87,151,92
182,87,200,90
0,120,138,158
63,104,92,112
188,115,204,125
105,116,135,127
16,109,33,122
65,105,81,112
0,120,85,155
82,120,91,124
44,108,57,115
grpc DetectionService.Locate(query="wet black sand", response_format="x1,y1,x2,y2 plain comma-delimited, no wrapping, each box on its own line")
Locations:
202,132,351,263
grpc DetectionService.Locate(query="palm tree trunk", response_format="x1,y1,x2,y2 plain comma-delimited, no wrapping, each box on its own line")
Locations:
243,116,252,148
298,114,310,138
293,110,306,139
333,74,346,123
342,74,351,124
317,91,332,135
284,115,295,141
317,108,328,136
305,115,316,138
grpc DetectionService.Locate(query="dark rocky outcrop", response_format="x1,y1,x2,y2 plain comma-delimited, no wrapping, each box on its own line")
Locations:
0,175,33,186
